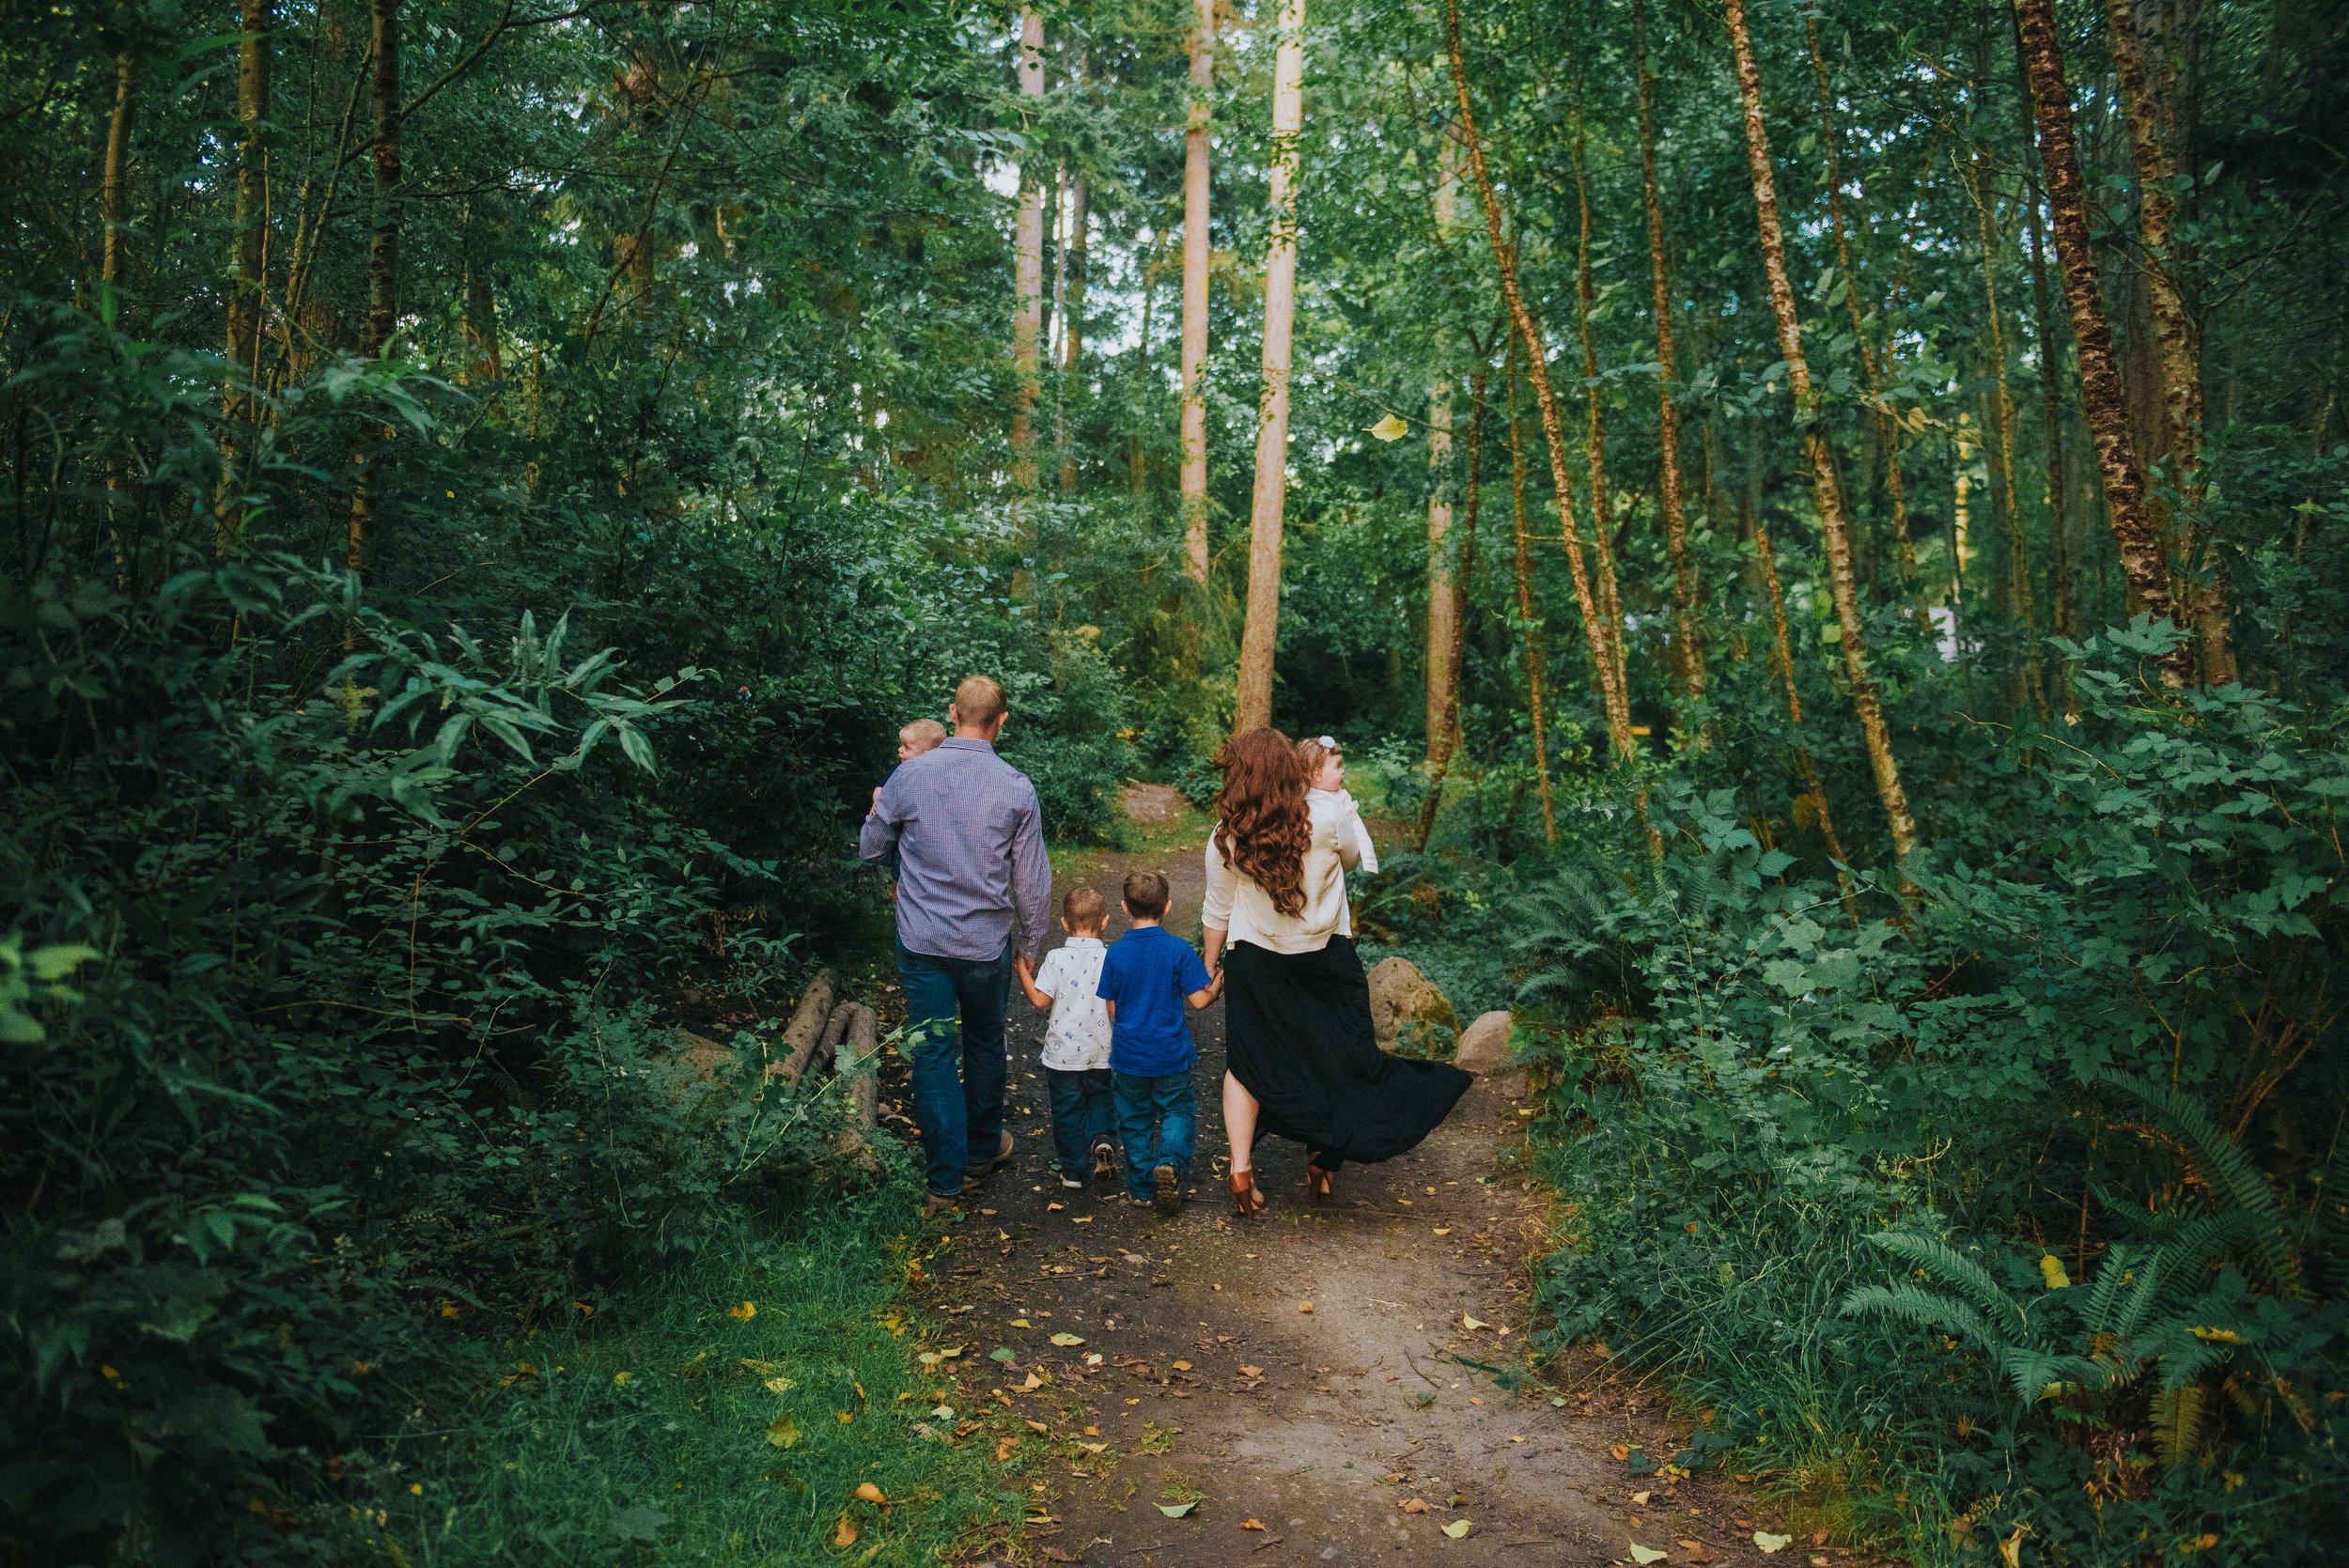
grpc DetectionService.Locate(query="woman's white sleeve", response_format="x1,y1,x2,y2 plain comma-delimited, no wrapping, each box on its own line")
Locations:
1202,829,1236,927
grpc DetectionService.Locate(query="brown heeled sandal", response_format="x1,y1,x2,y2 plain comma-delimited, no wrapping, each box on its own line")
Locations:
1304,1159,1333,1203
1229,1169,1267,1218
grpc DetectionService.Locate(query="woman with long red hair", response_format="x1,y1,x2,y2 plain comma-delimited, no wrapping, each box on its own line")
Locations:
1203,728,1470,1215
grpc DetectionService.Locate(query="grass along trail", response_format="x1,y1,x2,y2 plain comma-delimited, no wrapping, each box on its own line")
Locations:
911,810,1811,1568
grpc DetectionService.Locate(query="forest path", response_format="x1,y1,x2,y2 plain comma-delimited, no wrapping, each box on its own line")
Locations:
929,816,1795,1568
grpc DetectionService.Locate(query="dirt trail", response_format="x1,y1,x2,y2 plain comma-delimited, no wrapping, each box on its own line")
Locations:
921,828,1796,1568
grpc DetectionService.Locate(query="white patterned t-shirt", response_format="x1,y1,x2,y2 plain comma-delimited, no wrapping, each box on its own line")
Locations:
1033,937,1112,1072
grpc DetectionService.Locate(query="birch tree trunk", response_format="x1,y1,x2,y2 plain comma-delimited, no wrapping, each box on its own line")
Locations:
1443,0,1636,768
1750,505,1859,917
1418,360,1487,851
101,49,135,298
2011,0,2190,683
1571,103,1626,699
2024,193,2077,713
1505,350,1557,844
1803,14,1921,613
1633,0,1703,706
1058,174,1088,495
348,0,401,583
1424,135,1458,765
1963,151,2046,716
2102,0,2232,683
1232,0,1304,735
1724,0,1920,863
220,0,272,545
1177,0,1214,584
1010,10,1046,493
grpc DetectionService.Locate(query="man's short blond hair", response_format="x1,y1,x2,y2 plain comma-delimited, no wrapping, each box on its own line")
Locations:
952,675,1008,731
899,718,947,753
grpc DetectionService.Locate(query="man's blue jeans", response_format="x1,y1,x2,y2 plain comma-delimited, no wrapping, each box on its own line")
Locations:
895,940,1013,1198
1045,1067,1116,1180
1112,1068,1195,1200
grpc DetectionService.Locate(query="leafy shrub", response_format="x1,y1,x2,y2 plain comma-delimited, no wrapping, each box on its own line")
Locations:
1506,626,2349,1562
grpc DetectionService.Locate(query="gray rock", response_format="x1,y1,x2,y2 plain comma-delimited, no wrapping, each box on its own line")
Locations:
1365,955,1456,1051
1455,1009,1514,1074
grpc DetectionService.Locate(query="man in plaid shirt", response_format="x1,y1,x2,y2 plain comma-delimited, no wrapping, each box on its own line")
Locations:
860,675,1051,1214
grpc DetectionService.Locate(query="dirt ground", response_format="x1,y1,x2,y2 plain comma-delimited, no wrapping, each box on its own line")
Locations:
897,831,1826,1568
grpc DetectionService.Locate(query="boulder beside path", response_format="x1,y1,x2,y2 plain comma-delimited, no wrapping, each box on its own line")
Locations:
1365,955,1456,1051
1455,1008,1514,1074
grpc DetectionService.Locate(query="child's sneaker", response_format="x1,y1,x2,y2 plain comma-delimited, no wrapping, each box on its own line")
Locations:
1090,1137,1118,1190
1059,1172,1085,1190
1152,1164,1182,1218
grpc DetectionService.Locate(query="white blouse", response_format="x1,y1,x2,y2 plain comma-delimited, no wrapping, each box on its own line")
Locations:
1203,792,1362,955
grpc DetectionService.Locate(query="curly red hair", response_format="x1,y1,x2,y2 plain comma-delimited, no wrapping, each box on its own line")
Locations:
1211,727,1311,918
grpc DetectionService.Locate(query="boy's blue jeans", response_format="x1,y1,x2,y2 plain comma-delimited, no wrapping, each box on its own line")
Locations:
894,939,1012,1198
1112,1068,1195,1200
1045,1067,1116,1179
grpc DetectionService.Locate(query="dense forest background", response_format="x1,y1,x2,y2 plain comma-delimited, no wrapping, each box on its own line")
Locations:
3,0,2344,1562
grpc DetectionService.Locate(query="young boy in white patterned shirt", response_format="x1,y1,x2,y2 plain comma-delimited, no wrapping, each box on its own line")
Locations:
1014,885,1119,1189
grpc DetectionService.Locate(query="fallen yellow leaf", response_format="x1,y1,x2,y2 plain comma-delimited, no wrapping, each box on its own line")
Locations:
1441,1518,1472,1539
767,1416,802,1449
1050,1332,1085,1347
1010,1318,1032,1328
1241,1519,1266,1530
1299,1301,1315,1313
1753,1531,1792,1554
726,1300,757,1320
832,1514,857,1548
1172,1359,1193,1372
1629,1545,1667,1565
1630,1491,1651,1505
1401,1498,1430,1514
1239,1364,1265,1377
2038,1254,2072,1290
853,1483,885,1504
1462,1313,1488,1331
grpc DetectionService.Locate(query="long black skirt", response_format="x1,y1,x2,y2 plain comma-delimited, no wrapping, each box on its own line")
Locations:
1222,935,1472,1170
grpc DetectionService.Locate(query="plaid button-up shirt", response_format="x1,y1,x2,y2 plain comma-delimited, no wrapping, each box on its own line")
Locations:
860,737,1051,963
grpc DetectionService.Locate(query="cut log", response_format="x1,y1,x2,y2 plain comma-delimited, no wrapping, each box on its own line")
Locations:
804,1001,855,1081
833,1004,883,1168
768,969,836,1081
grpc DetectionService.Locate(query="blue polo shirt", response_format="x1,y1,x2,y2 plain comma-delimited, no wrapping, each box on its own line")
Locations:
1096,924,1211,1077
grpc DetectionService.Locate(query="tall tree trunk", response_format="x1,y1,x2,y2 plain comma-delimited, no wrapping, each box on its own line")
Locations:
348,0,401,584
2011,0,2189,683
1725,0,1920,863
1964,151,2046,716
1177,0,1214,584
1010,10,1046,493
1803,14,1923,616
1504,349,1558,845
226,0,271,404
2103,0,2230,683
1418,360,1487,851
1057,174,1088,496
1424,136,1459,765
2024,193,2076,709
1443,0,1636,768
101,49,135,298
219,1,272,547
1232,0,1305,735
1570,102,1626,698
1749,505,1859,918
1633,0,1703,706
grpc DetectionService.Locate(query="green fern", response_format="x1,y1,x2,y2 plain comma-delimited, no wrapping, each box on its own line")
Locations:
1839,1281,2005,1357
2149,1382,2206,1468
1866,1231,2031,1339
2099,1071,2300,1296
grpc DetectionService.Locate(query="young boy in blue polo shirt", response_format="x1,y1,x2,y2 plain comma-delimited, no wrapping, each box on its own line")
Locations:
1095,869,1221,1216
